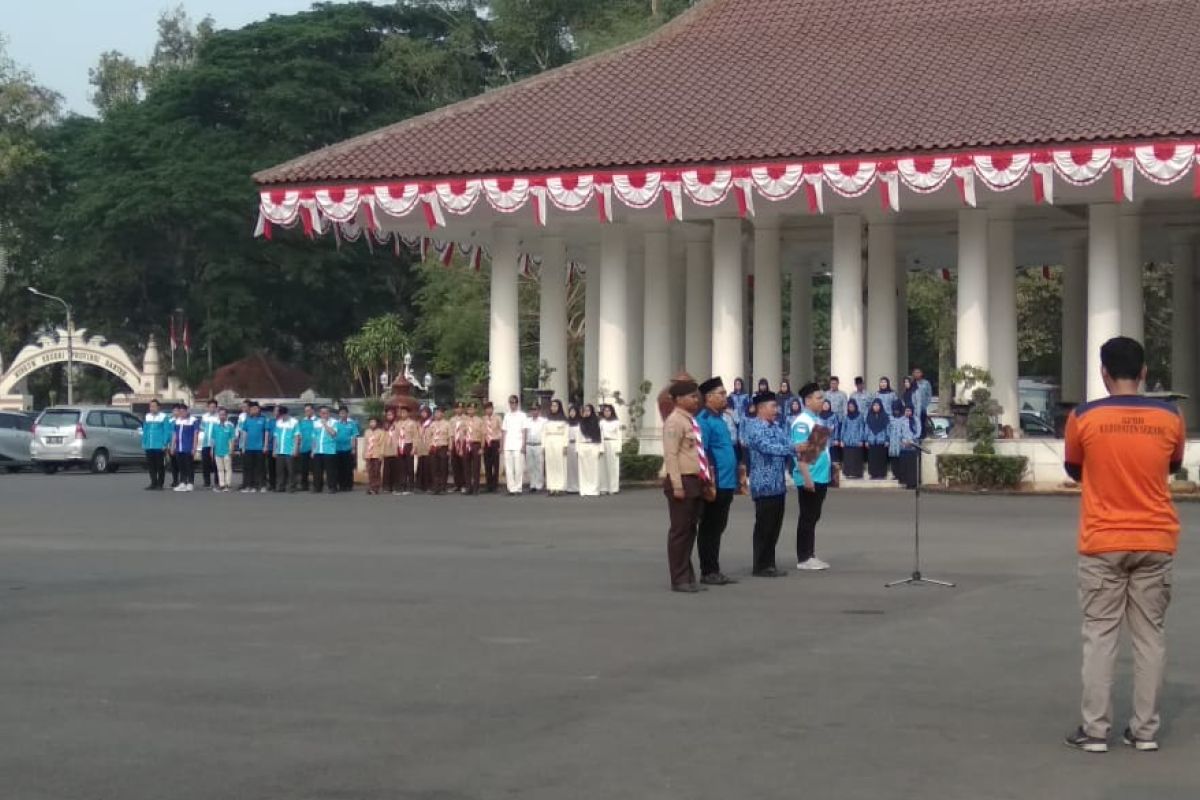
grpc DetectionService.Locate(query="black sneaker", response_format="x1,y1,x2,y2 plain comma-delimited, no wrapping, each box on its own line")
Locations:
751,567,788,578
1064,727,1108,753
1122,727,1159,752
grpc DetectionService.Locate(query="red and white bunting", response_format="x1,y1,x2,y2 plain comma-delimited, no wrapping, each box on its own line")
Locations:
257,139,1200,241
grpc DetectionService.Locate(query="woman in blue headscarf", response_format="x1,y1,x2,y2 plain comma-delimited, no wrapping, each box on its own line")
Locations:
887,400,920,488
875,377,897,413
865,399,891,480
819,399,841,464
839,398,867,479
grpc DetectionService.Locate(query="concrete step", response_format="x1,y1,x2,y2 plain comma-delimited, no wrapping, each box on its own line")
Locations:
837,477,906,491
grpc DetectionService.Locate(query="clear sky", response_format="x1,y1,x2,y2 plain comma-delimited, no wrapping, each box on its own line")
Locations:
3,1,383,116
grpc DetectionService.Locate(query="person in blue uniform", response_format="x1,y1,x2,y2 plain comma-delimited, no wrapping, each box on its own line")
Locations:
839,399,868,479
335,406,360,491
199,399,221,489
209,407,236,492
825,376,849,418
820,399,842,465
775,378,795,427
695,377,739,586
865,399,891,480
875,377,897,413
850,377,874,419
169,404,200,492
272,406,300,492
728,377,751,424
792,382,832,571
141,399,171,490
237,401,269,493
296,404,316,491
311,405,340,493
887,401,920,488
743,391,797,577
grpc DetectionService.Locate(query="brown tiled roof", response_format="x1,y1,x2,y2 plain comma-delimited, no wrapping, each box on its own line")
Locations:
194,352,316,399
255,0,1200,187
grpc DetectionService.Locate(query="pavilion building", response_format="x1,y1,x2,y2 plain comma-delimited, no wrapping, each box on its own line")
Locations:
252,0,1200,465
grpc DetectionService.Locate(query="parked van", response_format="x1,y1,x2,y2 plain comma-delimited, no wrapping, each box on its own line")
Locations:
30,406,146,474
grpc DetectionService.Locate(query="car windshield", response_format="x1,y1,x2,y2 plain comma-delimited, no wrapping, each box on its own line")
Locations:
38,410,80,428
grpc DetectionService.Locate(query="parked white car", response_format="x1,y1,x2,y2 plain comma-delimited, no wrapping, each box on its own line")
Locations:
30,406,146,474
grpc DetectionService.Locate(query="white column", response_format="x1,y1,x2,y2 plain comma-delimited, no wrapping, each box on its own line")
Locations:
987,212,1019,431
956,209,990,385
626,244,644,397
597,225,629,404
1087,204,1121,400
711,218,745,386
865,220,897,385
489,226,521,409
684,225,712,377
752,218,783,387
831,215,864,384
539,236,569,402
1119,205,1144,342
584,245,601,402
789,259,812,383
896,255,909,382
1061,236,1087,404
642,227,672,441
668,235,686,373
1171,233,1195,422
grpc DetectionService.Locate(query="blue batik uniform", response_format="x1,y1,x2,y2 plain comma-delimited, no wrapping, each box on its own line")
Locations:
141,411,171,450
840,413,867,447
313,418,339,455
239,415,268,452
775,393,796,427
209,421,236,458
791,410,831,486
744,417,794,499
850,391,875,418
297,416,315,454
697,408,738,491
826,390,849,419
335,418,360,452
728,390,750,423
273,418,300,456
875,390,898,413
820,414,841,443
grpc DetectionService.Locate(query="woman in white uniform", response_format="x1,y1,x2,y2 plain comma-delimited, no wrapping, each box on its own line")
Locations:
565,404,580,493
576,404,603,497
598,404,622,494
543,400,569,496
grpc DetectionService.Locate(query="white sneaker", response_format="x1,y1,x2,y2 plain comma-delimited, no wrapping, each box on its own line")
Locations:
185,484,195,492
796,558,830,571
173,485,186,492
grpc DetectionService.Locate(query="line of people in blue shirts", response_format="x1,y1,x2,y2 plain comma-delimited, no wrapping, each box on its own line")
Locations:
139,398,362,493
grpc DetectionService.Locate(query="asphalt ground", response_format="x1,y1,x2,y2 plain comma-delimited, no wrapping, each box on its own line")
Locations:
1,471,1198,800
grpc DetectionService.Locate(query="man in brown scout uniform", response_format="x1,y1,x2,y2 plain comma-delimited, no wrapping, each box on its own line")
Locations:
395,405,419,495
482,401,503,493
662,379,713,593
429,406,451,495
451,402,468,492
381,408,401,494
466,402,485,495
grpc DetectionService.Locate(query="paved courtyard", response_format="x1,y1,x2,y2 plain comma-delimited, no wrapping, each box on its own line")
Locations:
1,472,1198,800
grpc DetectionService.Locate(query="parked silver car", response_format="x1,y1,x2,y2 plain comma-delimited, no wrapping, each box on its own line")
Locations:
0,410,36,472
30,406,146,474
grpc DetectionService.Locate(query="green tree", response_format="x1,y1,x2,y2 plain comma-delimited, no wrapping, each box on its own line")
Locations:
344,313,412,396
88,51,145,116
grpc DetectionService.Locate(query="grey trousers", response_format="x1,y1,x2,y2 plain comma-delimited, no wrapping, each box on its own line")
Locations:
1078,551,1173,740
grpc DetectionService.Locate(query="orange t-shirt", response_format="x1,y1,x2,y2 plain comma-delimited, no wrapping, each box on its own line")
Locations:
1064,396,1186,555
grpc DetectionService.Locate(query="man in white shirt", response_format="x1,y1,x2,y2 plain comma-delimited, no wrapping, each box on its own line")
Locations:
501,395,528,495
524,404,547,493
199,399,221,489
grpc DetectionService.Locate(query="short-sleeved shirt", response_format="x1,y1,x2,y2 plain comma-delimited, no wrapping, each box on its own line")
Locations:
298,416,315,453
791,410,831,486
525,416,547,445
313,418,339,455
1064,395,1186,556
141,411,171,450
209,421,236,458
239,415,268,452
502,411,528,451
335,418,359,452
697,408,738,491
273,418,299,456
200,412,221,448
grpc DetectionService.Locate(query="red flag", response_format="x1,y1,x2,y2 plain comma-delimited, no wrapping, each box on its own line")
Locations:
169,317,177,352
183,320,192,354
1041,265,1053,281
939,268,952,282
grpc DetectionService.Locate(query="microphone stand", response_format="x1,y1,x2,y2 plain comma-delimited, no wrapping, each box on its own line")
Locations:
886,442,955,589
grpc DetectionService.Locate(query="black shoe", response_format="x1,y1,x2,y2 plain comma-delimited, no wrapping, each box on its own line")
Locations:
1122,727,1159,752
144,485,156,491
701,573,738,585
1064,726,1108,753
671,583,707,593
751,567,788,578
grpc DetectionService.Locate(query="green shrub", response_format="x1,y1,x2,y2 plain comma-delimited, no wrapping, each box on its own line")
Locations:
622,455,664,482
937,454,1027,489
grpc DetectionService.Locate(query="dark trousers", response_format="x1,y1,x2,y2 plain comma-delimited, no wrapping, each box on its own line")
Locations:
296,452,312,490
796,484,829,562
753,495,786,572
176,452,195,485
664,475,704,588
416,454,429,492
698,489,734,576
451,448,466,491
398,446,414,492
382,456,399,493
170,453,180,486
274,455,295,491
242,450,265,489
201,447,216,487
267,452,278,491
842,446,865,479
337,450,354,491
431,447,449,493
483,441,501,492
312,453,338,492
145,449,166,488
467,443,482,494
867,445,889,479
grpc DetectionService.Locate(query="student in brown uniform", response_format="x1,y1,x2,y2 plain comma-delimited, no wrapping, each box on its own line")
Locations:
483,401,503,493
429,406,451,495
415,405,433,492
381,408,401,494
451,402,468,492
466,402,485,495
395,405,419,495
662,380,713,593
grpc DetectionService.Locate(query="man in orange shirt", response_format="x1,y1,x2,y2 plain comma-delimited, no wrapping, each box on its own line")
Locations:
1063,337,1186,753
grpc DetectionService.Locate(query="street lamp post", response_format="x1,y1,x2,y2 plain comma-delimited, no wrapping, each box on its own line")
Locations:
28,287,74,405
